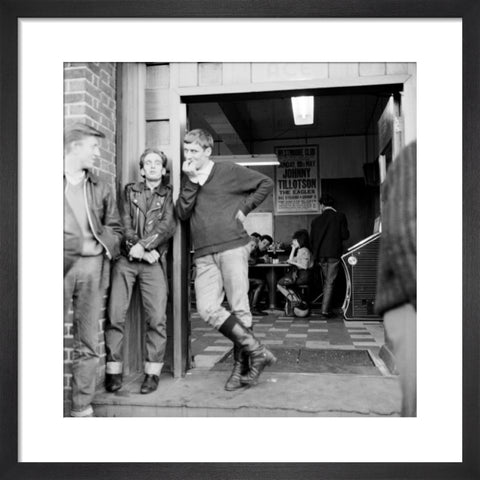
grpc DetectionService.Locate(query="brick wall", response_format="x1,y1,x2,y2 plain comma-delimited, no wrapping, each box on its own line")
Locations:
64,62,117,185
63,62,117,415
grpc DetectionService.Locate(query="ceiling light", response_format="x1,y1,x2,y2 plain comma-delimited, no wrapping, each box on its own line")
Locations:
212,154,279,166
291,96,314,125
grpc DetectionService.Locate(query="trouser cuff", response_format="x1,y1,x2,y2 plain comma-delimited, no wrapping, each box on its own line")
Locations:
145,362,163,376
70,405,94,417
106,362,123,374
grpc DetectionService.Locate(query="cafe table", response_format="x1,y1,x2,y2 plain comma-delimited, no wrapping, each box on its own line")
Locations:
249,262,290,310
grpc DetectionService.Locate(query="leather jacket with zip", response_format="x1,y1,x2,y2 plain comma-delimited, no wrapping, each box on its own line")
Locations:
121,181,176,258
64,171,123,274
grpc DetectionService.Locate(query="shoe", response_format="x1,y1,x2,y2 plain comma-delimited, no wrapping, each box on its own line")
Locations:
105,373,123,392
251,309,268,316
219,315,277,387
140,374,159,394
319,312,333,319
224,345,250,391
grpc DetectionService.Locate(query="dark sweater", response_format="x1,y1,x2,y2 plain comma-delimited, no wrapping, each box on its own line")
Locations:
375,141,417,315
176,162,273,259
310,208,349,260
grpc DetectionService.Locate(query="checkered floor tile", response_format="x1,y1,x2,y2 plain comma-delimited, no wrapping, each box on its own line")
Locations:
190,310,384,369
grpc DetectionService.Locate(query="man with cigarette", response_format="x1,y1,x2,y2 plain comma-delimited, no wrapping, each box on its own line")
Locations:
105,148,176,395
176,129,276,391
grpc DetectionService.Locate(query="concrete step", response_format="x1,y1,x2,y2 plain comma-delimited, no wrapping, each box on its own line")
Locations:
93,370,401,417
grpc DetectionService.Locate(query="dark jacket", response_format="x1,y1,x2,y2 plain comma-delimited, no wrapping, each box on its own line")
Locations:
121,181,176,257
64,171,123,275
310,208,349,260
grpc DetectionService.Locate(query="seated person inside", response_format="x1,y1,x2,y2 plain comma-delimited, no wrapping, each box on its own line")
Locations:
248,232,261,252
248,233,273,316
277,229,314,305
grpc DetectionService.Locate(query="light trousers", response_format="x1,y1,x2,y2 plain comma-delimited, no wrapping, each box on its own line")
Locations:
384,303,417,417
194,244,252,329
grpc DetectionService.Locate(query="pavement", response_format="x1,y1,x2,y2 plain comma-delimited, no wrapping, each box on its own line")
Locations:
93,308,402,417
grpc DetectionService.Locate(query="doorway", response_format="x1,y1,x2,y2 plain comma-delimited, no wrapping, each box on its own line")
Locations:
181,84,401,373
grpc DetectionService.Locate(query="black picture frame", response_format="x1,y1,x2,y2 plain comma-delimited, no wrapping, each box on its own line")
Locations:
1,1,478,479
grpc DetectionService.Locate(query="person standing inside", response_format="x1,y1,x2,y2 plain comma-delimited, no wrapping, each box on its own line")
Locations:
176,129,276,391
64,123,123,417
310,194,349,318
105,148,176,395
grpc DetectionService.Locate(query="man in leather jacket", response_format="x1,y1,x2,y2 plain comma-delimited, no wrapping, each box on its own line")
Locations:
64,123,123,417
105,148,176,395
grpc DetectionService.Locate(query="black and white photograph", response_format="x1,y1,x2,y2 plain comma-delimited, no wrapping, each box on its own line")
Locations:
3,9,477,479
63,61,417,419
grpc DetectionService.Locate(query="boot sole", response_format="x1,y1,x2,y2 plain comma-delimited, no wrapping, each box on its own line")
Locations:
225,383,251,391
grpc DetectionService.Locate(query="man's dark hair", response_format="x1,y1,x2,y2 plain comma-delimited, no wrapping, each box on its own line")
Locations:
139,148,168,170
250,232,261,239
292,229,311,249
319,193,335,207
64,123,105,149
260,234,273,245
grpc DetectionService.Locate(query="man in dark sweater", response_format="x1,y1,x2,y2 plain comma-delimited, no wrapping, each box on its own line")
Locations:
176,129,276,391
310,194,349,318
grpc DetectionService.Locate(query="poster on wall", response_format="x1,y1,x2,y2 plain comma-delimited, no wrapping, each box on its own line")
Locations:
274,145,320,215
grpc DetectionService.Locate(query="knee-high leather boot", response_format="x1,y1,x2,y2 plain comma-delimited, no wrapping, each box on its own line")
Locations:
219,315,276,387
224,344,249,391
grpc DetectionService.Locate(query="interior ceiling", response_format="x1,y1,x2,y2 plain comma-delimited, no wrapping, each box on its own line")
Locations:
187,90,393,155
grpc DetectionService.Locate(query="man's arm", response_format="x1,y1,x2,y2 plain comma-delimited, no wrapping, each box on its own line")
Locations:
121,185,139,245
175,176,201,221
102,184,123,259
236,166,273,216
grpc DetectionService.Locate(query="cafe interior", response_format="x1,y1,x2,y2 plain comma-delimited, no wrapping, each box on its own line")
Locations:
184,84,398,364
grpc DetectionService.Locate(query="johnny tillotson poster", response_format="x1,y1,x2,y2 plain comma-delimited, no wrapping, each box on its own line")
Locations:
275,145,319,214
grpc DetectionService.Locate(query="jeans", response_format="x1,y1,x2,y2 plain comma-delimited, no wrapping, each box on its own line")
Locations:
64,255,103,413
319,257,340,314
106,256,168,376
194,244,252,329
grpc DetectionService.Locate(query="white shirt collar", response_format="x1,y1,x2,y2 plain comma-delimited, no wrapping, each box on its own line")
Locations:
196,160,214,186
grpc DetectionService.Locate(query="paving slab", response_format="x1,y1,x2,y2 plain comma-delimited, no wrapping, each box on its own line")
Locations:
93,370,401,417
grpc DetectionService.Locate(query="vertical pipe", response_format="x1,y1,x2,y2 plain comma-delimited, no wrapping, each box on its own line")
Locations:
170,64,188,377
